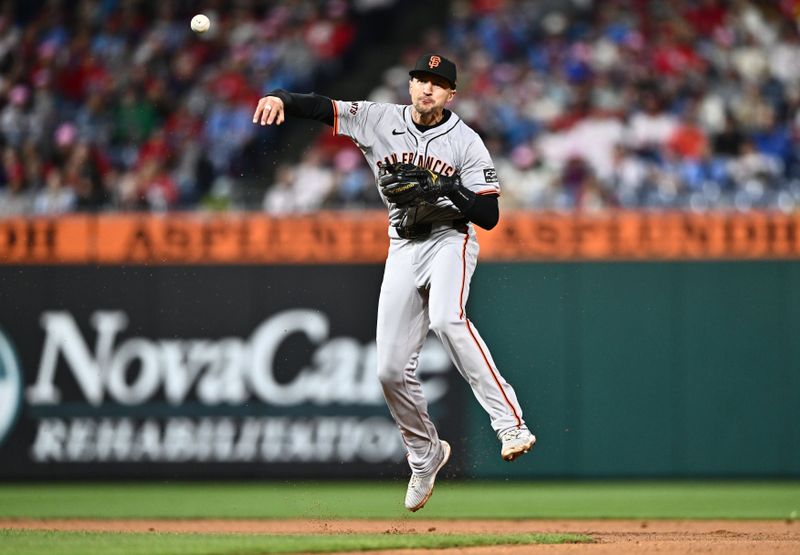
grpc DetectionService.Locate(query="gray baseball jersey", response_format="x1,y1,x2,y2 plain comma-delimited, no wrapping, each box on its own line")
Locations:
331,101,500,228
332,99,527,476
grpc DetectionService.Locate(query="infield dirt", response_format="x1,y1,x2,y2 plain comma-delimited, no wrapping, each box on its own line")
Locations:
1,518,798,554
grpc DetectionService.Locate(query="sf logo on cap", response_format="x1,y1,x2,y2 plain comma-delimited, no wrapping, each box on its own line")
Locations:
428,56,441,69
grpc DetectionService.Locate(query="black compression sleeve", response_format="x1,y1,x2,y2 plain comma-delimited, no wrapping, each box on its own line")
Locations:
268,90,334,126
446,187,499,230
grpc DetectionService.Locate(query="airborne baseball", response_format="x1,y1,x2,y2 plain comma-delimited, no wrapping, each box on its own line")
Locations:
190,14,210,33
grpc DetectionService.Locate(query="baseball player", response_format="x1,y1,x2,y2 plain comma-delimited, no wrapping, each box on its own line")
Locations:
253,53,535,512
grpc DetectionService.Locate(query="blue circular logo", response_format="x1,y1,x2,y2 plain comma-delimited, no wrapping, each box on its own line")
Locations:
0,328,22,448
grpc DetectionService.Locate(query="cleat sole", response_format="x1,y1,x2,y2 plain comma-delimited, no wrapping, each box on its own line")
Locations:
501,436,536,462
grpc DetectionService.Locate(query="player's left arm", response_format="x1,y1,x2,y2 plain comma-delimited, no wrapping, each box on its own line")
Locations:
446,187,498,230
381,163,498,228
445,135,501,230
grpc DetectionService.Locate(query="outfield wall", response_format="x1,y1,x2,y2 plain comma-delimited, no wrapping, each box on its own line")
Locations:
0,264,467,479
467,261,800,478
0,212,798,479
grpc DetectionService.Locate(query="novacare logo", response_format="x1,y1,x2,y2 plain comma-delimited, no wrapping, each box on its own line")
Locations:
25,309,451,407
0,328,22,447
21,310,451,465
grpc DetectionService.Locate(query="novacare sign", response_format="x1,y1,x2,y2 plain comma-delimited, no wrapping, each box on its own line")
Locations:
22,309,452,466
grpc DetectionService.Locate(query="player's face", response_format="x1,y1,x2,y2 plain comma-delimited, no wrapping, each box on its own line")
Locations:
409,75,455,117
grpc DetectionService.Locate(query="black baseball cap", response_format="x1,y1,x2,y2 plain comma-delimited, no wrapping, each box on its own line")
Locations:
409,53,457,89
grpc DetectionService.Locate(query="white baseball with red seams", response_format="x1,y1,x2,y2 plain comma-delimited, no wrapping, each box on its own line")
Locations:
332,99,528,476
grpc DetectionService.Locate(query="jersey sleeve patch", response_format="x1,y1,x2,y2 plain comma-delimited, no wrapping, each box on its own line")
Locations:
483,168,498,183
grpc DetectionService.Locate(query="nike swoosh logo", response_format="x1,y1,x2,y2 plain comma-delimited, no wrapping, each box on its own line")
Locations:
392,129,405,135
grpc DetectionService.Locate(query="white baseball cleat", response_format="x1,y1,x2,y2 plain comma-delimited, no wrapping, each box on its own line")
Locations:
404,440,451,512
500,426,536,461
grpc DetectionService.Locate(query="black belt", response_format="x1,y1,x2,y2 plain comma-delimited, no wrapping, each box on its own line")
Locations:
395,218,468,240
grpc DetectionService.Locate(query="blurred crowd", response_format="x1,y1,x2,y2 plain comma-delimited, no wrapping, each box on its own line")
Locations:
2,0,800,215
364,0,800,212
0,0,390,215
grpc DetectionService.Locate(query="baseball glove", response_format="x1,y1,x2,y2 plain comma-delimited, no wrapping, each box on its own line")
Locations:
378,163,461,207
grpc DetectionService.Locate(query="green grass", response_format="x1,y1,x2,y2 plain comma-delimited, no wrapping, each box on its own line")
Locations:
0,481,798,520
1,481,795,555
0,530,591,555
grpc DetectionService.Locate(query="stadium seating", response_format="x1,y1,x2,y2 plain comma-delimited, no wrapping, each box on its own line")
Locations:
1,0,798,213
